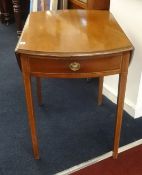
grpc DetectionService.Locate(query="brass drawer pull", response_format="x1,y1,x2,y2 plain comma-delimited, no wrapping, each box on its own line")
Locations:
69,62,80,71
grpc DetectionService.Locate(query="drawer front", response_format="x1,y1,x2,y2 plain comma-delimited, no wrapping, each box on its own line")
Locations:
28,56,122,74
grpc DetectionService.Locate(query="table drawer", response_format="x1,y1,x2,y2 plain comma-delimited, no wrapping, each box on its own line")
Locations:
28,56,122,74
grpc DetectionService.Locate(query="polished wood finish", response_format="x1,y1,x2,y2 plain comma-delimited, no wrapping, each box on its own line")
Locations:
113,52,130,158
28,55,121,76
68,0,110,10
21,55,39,160
16,11,132,56
15,10,133,159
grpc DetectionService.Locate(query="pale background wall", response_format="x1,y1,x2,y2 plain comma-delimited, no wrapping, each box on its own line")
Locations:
103,0,142,118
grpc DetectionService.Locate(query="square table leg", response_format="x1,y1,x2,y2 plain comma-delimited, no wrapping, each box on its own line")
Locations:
21,57,40,160
113,53,130,159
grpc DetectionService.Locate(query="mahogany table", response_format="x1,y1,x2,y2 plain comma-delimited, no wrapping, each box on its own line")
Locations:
15,10,133,160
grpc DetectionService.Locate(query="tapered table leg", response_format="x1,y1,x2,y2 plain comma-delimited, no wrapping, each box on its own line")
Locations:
36,77,42,106
98,76,104,105
113,53,130,159
21,57,39,160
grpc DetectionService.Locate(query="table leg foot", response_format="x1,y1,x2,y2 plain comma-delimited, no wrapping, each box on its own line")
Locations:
113,152,118,159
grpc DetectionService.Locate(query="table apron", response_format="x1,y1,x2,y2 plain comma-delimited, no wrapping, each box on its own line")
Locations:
27,55,122,78
30,70,120,78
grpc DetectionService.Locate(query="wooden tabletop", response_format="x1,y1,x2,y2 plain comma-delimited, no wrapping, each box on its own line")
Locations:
16,10,133,57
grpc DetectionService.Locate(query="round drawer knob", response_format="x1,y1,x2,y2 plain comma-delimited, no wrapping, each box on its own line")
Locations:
69,62,80,71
